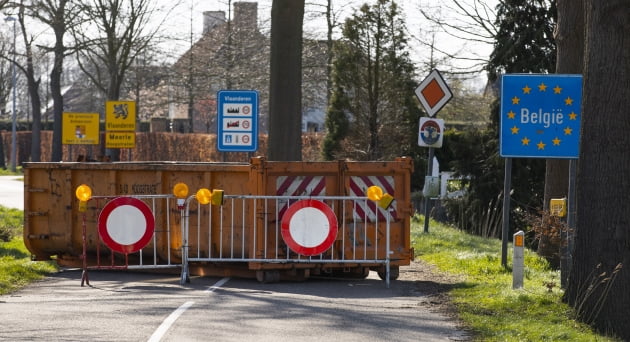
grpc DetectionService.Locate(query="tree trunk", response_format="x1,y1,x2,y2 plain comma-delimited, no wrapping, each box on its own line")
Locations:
17,6,42,162
26,46,42,162
0,134,5,169
105,75,122,161
544,0,584,207
268,0,304,161
50,47,63,162
540,0,584,266
564,1,630,338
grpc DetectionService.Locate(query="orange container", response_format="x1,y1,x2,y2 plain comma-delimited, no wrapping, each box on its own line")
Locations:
24,157,413,279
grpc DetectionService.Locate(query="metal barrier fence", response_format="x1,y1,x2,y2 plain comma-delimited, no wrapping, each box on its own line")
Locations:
181,194,393,287
79,194,182,286
79,192,393,288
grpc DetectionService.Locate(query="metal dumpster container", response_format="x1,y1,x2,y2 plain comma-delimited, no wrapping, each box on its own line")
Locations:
24,157,413,280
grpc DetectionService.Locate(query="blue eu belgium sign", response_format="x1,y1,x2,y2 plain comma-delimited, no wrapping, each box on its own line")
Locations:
500,74,582,159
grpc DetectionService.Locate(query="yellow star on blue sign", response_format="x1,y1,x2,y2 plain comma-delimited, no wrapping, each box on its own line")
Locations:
500,74,582,158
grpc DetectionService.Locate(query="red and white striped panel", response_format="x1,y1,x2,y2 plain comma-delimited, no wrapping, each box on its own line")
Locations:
349,176,397,222
276,176,326,218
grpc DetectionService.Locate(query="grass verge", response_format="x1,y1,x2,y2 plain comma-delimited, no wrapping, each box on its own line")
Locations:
0,166,23,176
412,215,618,341
0,238,58,295
0,206,58,295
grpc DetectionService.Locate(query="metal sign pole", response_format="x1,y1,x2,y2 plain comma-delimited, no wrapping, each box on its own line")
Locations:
501,157,512,268
562,159,577,287
424,147,434,233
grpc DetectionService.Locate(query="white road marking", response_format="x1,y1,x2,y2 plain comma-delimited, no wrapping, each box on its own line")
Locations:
147,277,230,342
206,277,230,293
147,301,194,342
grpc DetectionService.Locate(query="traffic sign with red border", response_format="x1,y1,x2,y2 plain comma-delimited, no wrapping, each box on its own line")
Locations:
281,199,338,256
98,197,155,254
418,117,445,148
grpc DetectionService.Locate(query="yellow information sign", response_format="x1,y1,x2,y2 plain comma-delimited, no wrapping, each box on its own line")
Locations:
550,198,567,217
106,132,136,149
105,100,136,131
62,112,100,145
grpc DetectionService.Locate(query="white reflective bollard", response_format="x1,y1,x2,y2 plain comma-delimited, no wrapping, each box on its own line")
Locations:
512,230,525,289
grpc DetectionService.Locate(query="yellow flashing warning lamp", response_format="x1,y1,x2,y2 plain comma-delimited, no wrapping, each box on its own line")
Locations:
195,188,224,206
173,183,189,199
550,198,567,217
173,182,189,209
196,188,212,205
366,185,394,210
75,184,92,212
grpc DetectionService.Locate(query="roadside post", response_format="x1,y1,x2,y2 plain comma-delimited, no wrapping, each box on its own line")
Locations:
512,230,525,289
415,69,452,233
550,197,570,287
75,184,93,287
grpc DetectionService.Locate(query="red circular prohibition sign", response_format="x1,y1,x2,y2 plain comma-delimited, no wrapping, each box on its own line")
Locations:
281,199,338,256
98,197,155,254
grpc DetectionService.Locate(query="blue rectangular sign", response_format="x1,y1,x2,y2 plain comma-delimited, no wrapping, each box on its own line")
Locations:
500,74,582,158
217,90,259,152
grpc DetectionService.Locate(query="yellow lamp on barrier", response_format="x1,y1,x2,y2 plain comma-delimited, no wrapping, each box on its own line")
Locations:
366,185,383,202
173,183,189,209
75,184,92,212
173,183,189,198
196,188,212,205
365,185,394,210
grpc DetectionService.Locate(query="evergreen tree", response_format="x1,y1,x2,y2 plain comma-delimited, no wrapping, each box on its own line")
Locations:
321,73,349,161
488,0,557,84
322,0,419,161
443,0,556,237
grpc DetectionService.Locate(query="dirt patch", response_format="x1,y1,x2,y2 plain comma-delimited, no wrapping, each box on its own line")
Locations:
397,260,471,339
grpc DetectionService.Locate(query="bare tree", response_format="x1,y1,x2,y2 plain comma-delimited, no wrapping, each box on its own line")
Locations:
28,0,81,162
304,0,351,101
73,0,164,100
72,0,176,160
415,0,497,75
0,20,10,168
168,2,270,134
14,1,43,162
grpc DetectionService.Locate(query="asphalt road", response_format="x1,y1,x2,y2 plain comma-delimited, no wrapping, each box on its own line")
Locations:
1,175,468,341
0,269,468,341
0,176,23,210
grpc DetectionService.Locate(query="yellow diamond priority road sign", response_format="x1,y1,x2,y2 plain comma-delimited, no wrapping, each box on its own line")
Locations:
415,69,453,117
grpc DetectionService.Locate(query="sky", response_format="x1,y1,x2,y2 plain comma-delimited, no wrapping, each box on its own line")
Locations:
1,0,498,88
157,0,499,87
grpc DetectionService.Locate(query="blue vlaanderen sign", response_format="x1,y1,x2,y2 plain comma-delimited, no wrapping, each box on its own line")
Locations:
217,90,259,152
500,74,582,159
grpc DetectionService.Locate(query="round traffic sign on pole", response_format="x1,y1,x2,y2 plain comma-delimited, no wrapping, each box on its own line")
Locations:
98,197,155,254
281,199,338,256
418,117,445,148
